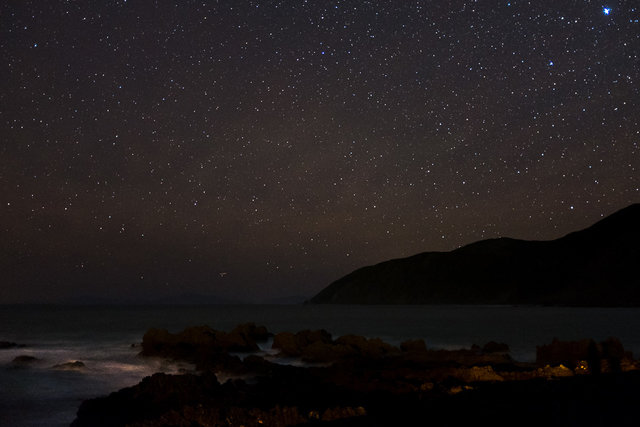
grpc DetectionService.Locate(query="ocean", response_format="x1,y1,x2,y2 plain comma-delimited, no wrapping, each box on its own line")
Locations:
1,304,639,426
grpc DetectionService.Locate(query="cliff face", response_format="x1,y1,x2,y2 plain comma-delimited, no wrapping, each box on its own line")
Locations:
310,204,640,306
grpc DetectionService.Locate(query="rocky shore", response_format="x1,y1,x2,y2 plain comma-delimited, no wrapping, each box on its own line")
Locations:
72,324,640,426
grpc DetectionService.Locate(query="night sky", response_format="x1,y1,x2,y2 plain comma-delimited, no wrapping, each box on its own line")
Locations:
1,1,638,303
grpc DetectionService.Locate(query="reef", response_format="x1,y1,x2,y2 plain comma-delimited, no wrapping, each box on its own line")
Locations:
72,324,640,426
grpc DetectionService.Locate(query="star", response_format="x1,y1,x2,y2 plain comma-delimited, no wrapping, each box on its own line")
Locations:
603,7,611,15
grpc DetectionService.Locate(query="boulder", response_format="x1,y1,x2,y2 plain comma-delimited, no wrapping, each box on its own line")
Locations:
231,322,271,342
334,335,398,359
272,329,332,357
272,332,301,356
12,355,40,366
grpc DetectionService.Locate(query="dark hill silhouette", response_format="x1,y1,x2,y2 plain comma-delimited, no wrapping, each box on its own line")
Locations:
309,204,640,306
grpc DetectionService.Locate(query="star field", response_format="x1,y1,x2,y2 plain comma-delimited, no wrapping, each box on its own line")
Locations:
1,1,638,303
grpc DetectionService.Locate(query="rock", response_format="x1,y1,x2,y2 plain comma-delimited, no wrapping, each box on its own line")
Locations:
0,341,19,349
400,339,427,353
301,341,352,363
297,329,333,346
71,326,640,427
231,322,271,342
536,337,632,373
452,366,504,382
536,338,597,368
52,361,86,370
321,406,367,421
536,364,574,378
334,335,398,359
12,355,40,366
272,329,333,357
72,372,223,427
482,341,510,354
141,324,269,363
272,332,300,356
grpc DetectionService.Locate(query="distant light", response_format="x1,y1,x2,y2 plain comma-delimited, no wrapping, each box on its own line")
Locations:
603,7,611,15
549,60,554,66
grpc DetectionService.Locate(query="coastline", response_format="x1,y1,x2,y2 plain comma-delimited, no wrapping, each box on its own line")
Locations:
71,323,640,426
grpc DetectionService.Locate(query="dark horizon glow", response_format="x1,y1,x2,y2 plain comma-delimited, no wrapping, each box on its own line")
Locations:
1,1,638,303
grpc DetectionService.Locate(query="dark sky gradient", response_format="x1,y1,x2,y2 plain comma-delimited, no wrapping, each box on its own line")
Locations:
1,1,638,303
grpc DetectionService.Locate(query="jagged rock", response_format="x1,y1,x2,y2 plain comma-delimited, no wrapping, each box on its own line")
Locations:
72,325,640,427
140,324,271,370
271,332,300,356
537,364,574,378
272,329,332,358
536,337,632,373
231,322,271,342
537,338,597,367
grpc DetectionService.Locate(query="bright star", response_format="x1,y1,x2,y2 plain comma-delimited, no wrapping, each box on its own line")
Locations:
603,7,611,15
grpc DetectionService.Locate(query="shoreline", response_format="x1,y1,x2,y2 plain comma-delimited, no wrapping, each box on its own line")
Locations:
71,323,640,426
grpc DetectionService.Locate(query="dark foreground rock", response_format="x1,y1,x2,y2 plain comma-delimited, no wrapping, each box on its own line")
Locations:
1,341,20,349
72,325,640,427
11,355,40,366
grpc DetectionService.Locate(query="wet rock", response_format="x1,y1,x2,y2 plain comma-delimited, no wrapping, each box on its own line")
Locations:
12,355,40,366
272,329,332,357
52,361,86,370
231,322,271,342
141,324,269,365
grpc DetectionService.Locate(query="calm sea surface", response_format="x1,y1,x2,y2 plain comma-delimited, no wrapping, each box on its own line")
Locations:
1,304,639,426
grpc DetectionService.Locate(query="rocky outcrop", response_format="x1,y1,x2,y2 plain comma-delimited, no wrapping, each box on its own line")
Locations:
73,325,640,426
140,322,271,371
271,330,399,363
536,337,633,374
1,341,19,349
11,355,40,366
272,329,332,358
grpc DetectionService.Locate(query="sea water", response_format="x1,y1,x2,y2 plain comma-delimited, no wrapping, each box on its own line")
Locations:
1,304,639,426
